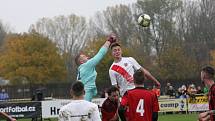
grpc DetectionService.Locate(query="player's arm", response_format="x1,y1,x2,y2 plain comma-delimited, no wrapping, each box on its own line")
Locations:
140,67,160,88
87,34,116,67
109,111,119,121
86,41,110,66
152,93,159,121
118,105,126,121
58,110,69,121
0,112,16,121
129,57,160,88
91,105,102,121
198,112,210,121
118,92,128,121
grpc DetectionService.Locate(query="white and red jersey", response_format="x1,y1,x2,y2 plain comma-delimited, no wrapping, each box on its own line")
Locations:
109,57,142,96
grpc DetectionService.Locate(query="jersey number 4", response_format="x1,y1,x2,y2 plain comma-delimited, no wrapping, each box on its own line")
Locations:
136,99,145,116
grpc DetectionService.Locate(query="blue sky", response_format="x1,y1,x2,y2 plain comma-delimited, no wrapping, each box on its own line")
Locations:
0,0,136,33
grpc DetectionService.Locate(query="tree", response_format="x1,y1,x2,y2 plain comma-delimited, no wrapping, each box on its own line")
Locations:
29,14,88,81
0,32,67,85
182,0,215,65
157,45,198,81
0,20,7,47
135,0,183,57
92,4,136,46
209,50,215,67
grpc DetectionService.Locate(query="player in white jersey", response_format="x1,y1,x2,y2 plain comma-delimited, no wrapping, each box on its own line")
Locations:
58,81,101,121
109,43,160,96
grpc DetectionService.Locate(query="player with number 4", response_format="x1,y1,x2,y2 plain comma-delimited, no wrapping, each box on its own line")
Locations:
118,69,159,121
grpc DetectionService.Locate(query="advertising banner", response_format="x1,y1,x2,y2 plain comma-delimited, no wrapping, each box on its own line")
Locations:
0,101,41,118
41,98,106,118
41,99,71,118
92,98,106,108
187,95,209,111
159,98,187,112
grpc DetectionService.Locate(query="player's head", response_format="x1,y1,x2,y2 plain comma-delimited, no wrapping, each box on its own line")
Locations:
75,52,89,66
201,66,214,82
70,81,85,98
133,69,145,85
110,43,122,59
167,82,171,86
107,86,119,101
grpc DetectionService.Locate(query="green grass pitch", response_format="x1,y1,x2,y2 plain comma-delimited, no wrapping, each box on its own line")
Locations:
15,113,198,121
158,113,198,121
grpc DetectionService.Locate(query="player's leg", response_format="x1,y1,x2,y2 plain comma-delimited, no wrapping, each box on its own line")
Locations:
84,89,93,102
92,87,97,97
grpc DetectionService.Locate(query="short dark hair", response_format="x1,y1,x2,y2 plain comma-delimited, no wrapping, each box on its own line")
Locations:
71,81,84,97
107,86,119,96
202,66,215,79
110,43,121,50
133,69,145,85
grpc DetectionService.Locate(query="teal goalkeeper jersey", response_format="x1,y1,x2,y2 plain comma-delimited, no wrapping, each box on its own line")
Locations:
77,47,108,90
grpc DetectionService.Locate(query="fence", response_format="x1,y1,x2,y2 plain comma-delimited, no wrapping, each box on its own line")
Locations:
1,79,202,100
0,83,72,99
0,94,209,119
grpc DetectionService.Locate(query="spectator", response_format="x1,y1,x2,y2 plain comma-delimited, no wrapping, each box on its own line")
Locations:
164,82,171,95
176,87,182,98
196,86,203,94
36,89,44,101
181,85,187,93
31,89,44,101
203,86,209,94
187,84,197,98
166,86,176,98
180,85,187,99
0,89,9,100
101,86,120,121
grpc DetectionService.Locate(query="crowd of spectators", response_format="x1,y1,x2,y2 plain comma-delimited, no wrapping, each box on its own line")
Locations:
99,82,207,99
0,88,9,100
163,82,207,99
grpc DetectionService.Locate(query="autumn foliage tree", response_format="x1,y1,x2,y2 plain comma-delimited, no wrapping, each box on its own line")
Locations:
210,50,215,67
157,45,199,81
30,14,88,81
0,32,67,85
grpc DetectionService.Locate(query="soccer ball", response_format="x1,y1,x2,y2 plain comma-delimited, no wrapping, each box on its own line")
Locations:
137,14,151,27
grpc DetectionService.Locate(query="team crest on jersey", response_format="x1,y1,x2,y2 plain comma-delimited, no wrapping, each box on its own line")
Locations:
124,63,128,67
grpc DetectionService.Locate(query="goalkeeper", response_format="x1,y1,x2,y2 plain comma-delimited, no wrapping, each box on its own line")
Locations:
75,34,116,102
